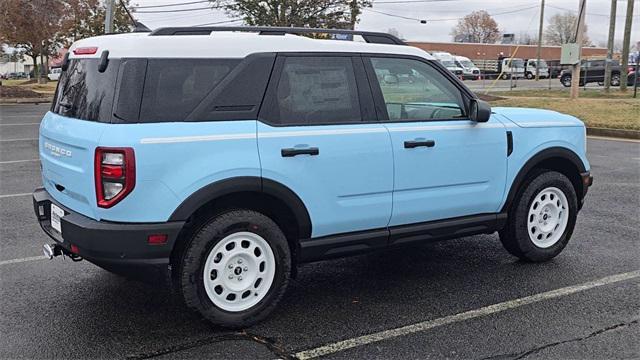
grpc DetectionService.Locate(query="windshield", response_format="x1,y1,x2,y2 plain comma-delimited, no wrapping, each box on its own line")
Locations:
459,60,474,68
440,60,456,67
508,59,525,68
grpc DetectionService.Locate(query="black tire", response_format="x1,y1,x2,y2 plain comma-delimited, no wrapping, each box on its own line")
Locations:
501,73,510,80
526,72,534,79
499,170,578,262
178,210,291,328
560,75,572,87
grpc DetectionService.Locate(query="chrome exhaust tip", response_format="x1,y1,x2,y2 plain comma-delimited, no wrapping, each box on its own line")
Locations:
42,244,56,260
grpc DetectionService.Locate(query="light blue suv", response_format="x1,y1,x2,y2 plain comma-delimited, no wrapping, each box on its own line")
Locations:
33,27,592,328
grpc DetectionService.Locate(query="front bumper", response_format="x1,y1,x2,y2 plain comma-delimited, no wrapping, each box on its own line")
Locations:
33,187,185,282
580,171,593,207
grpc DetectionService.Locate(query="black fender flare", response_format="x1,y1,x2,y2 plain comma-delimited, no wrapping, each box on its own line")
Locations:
169,176,312,239
501,147,587,213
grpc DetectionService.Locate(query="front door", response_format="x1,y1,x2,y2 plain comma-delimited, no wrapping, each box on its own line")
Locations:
257,54,394,238
365,56,508,227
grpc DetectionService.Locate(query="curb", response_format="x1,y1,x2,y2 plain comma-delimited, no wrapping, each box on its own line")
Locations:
587,127,640,140
0,97,52,104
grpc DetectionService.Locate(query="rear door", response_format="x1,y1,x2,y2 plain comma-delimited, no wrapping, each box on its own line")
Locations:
364,56,507,227
257,54,393,238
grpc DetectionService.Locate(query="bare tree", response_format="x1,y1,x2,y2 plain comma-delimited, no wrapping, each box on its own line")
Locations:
451,10,500,44
387,28,403,40
544,12,590,46
517,32,538,45
56,0,133,48
213,0,370,29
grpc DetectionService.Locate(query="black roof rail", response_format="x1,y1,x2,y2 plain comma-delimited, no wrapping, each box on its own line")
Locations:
149,26,406,45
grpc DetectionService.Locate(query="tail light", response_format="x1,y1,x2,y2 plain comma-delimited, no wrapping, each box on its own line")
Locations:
95,147,135,208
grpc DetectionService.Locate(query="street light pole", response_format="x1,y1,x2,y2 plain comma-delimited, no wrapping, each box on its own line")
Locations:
620,0,635,91
535,0,545,81
604,0,617,93
570,0,586,100
104,0,115,34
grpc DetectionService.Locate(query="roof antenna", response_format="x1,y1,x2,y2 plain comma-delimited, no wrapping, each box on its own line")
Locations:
118,0,151,33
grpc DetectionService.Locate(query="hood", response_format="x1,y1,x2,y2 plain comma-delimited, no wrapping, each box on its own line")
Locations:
492,107,585,128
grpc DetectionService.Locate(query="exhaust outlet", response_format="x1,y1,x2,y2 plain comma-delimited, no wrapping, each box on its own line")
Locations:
42,243,62,259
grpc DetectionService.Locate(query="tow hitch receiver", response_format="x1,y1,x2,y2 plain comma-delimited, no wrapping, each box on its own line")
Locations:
43,243,83,261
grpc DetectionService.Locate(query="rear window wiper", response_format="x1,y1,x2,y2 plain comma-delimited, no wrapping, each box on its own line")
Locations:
59,101,73,109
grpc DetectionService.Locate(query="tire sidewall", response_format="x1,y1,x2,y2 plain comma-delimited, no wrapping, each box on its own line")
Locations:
611,74,620,86
180,210,291,328
511,171,578,261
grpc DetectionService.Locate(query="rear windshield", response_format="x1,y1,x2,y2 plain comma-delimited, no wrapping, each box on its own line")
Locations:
52,59,120,122
52,58,239,123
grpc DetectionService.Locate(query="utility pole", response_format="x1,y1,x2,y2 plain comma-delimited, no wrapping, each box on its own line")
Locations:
570,0,586,99
535,0,545,81
620,0,635,91
104,0,115,34
604,0,617,92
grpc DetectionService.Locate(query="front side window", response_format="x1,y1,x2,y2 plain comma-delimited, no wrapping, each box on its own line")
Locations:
370,57,465,121
269,56,361,125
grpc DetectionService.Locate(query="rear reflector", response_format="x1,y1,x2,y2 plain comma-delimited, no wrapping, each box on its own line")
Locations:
73,47,98,55
70,244,79,254
147,234,168,245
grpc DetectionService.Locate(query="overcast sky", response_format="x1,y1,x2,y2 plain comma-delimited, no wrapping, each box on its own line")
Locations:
133,0,639,46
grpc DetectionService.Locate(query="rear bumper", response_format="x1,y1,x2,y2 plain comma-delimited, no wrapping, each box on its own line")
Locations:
33,187,184,282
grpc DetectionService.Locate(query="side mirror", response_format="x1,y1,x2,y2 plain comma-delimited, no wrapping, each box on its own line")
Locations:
470,99,491,123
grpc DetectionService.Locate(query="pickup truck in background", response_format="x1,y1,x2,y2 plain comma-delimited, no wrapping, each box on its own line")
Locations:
559,59,621,87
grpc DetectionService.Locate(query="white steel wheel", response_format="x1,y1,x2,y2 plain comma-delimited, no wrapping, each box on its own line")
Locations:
527,187,569,248
203,231,276,312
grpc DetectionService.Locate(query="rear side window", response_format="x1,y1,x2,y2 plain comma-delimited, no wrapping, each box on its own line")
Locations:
139,59,238,122
52,59,120,122
266,56,361,125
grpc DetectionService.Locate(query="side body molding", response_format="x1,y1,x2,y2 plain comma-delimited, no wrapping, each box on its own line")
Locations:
502,146,587,212
169,177,312,239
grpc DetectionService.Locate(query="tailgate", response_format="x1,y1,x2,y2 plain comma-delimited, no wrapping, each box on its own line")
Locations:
40,112,106,220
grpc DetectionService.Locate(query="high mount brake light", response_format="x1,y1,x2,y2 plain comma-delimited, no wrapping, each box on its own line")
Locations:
73,47,98,55
95,147,135,208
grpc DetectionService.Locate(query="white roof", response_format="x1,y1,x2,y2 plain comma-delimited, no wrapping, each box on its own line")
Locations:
69,31,434,60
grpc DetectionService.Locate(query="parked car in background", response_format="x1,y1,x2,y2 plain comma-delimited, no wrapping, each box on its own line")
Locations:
431,52,464,77
7,72,28,79
454,56,481,80
34,26,592,329
48,68,62,81
559,59,620,87
524,59,550,79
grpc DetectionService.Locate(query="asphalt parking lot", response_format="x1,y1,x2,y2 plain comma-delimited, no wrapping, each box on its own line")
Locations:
1,104,638,359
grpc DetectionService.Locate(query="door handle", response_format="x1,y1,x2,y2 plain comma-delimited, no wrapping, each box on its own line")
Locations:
404,140,435,149
281,147,319,157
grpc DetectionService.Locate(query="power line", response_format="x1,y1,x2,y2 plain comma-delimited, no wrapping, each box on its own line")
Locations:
364,8,422,21
193,19,244,26
134,0,211,9
547,4,640,18
366,4,539,22
373,0,465,3
134,5,224,13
